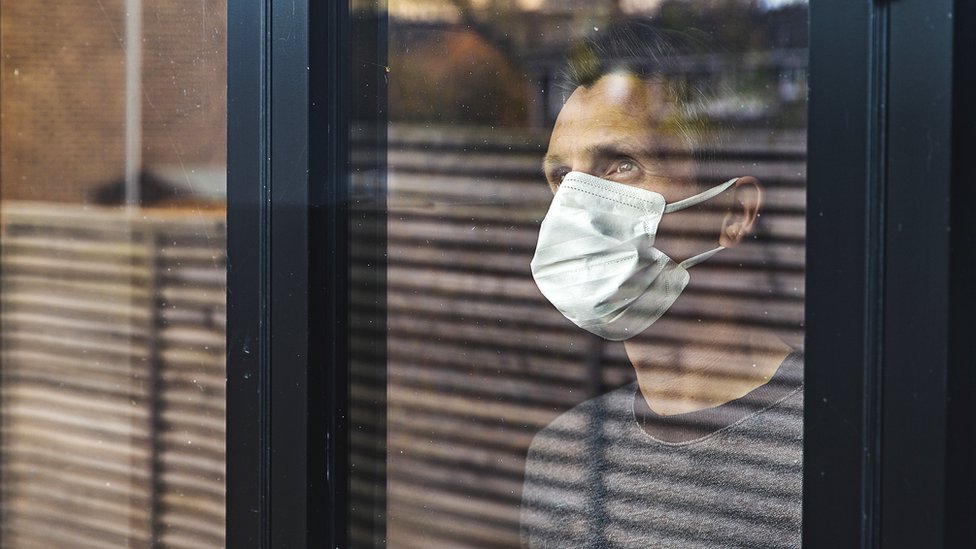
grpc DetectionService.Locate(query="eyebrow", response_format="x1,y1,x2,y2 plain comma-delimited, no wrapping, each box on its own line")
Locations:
588,141,647,159
541,153,564,176
542,139,655,175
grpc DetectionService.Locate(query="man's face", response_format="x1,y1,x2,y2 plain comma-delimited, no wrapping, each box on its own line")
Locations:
543,72,706,262
544,73,696,195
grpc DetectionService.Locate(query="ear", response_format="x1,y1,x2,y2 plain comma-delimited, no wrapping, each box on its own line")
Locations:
718,176,763,248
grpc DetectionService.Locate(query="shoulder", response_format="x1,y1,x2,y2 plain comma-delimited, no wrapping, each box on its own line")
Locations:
522,383,642,490
526,382,638,460
521,384,638,548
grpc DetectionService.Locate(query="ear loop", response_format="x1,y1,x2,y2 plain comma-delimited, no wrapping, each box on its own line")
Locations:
663,177,738,214
678,246,725,269
664,177,739,270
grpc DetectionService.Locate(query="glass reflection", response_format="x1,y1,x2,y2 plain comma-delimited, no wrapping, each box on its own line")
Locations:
0,0,226,546
355,0,807,547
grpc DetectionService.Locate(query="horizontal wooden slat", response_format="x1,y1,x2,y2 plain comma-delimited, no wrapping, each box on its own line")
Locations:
2,202,226,549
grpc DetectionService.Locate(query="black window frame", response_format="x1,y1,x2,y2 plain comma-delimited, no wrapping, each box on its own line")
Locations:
226,0,976,547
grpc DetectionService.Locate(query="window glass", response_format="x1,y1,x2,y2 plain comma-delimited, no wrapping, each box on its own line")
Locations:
1,1,226,546
351,0,807,547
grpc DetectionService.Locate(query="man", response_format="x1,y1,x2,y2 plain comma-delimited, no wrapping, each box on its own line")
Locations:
520,22,803,548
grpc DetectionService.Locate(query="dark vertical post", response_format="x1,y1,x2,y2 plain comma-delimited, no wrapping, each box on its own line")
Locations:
226,0,271,545
945,0,976,546
227,0,317,544
146,230,164,546
229,0,381,545
268,0,312,546
310,0,350,546
804,0,878,545
313,3,390,547
882,0,953,546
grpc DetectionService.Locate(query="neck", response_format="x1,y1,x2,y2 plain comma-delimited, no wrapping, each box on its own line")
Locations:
624,317,793,416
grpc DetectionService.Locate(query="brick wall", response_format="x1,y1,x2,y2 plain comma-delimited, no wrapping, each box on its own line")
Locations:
0,0,226,203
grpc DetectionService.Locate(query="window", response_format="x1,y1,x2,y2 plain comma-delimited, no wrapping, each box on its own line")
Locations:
4,0,963,547
1,1,227,547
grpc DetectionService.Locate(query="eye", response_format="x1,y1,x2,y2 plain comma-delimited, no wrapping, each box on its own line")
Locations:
548,169,569,188
615,160,634,174
607,159,639,181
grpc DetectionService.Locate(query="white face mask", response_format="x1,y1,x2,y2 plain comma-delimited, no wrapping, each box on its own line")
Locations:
530,171,738,341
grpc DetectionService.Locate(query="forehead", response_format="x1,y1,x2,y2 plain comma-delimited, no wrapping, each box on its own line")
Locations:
549,73,680,151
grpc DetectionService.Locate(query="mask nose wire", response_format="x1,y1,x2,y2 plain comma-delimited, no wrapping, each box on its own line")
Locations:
663,177,739,214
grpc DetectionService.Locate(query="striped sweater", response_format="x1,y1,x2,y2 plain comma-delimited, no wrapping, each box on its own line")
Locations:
520,353,803,548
